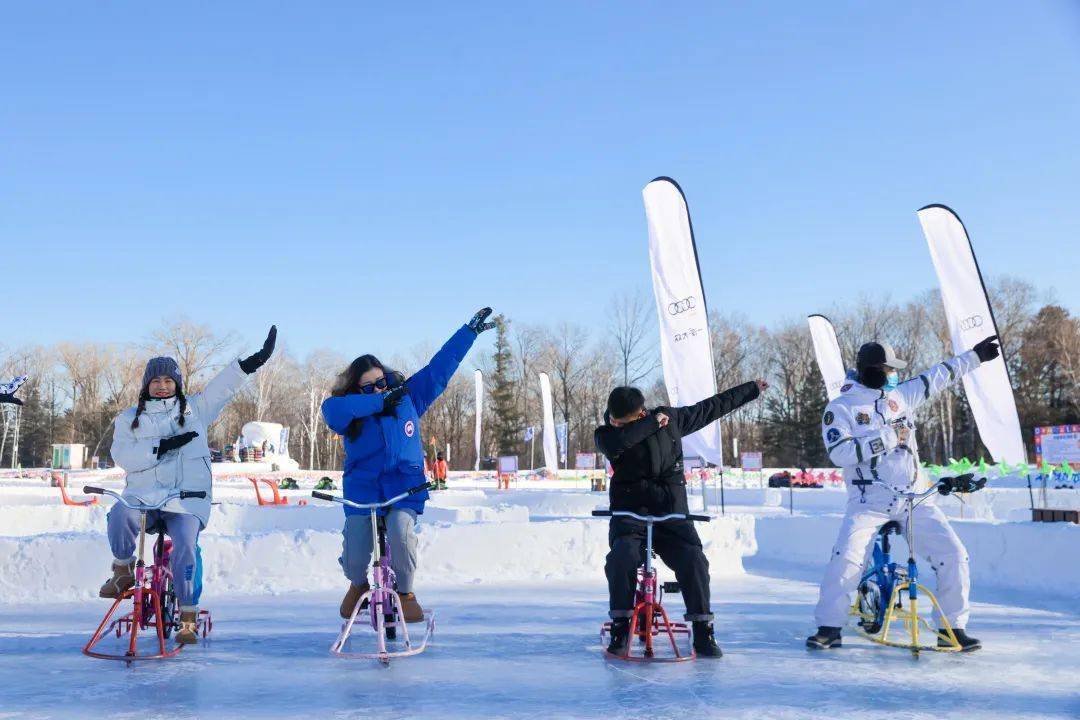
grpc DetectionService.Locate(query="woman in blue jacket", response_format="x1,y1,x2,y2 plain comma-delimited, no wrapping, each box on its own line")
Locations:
322,308,496,622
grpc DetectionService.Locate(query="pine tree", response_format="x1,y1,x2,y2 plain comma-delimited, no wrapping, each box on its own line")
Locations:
490,315,524,458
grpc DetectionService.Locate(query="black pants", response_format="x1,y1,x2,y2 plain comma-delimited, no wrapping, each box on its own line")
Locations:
605,516,712,622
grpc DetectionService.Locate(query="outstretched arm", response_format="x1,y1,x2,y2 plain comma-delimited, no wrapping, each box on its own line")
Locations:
670,381,762,437
321,393,387,435
407,308,495,416
897,350,981,412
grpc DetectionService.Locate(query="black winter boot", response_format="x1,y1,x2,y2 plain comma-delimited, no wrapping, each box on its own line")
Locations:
938,628,980,652
692,621,722,658
606,619,630,656
806,626,842,649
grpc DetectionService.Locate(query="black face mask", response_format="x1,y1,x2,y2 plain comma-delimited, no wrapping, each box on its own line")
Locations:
859,366,888,389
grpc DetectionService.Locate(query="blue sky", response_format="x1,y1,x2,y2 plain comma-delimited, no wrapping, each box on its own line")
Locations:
3,2,1078,360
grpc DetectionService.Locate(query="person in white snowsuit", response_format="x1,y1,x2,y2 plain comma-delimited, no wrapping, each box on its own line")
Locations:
806,335,1001,652
100,327,276,644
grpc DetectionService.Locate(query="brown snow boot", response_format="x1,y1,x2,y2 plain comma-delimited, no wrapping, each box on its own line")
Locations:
98,559,135,599
398,592,425,623
176,609,199,645
339,582,370,619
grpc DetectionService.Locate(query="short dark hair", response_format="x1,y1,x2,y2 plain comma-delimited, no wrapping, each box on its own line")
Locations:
607,386,645,420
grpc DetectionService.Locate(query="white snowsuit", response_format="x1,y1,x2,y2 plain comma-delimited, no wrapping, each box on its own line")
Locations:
813,350,982,629
110,360,248,527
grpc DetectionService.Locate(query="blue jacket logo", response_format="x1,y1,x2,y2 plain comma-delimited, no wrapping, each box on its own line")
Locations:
404,420,415,438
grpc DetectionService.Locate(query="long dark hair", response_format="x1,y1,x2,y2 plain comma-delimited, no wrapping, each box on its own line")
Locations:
331,354,394,441
131,390,187,430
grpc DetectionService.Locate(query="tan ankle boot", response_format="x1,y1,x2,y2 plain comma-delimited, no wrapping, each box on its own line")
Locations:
98,559,135,599
339,582,370,619
398,592,424,623
176,609,199,645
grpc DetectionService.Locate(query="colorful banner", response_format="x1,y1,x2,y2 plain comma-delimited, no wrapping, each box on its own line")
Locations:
644,177,722,466
1034,425,1080,468
918,204,1026,465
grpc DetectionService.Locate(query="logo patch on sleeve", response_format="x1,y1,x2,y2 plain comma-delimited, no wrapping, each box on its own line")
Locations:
855,412,871,425
869,438,885,454
840,383,852,393
404,420,415,438
888,399,899,412
826,428,841,443
823,411,834,425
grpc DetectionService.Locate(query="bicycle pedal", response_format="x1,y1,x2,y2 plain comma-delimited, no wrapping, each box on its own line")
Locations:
661,582,681,594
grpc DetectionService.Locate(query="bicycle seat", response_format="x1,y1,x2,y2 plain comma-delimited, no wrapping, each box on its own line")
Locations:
878,520,902,537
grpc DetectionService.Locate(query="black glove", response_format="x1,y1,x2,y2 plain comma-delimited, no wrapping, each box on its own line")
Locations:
938,473,988,496
239,325,278,374
156,431,199,459
467,307,497,335
379,383,409,415
0,393,22,406
972,335,1000,363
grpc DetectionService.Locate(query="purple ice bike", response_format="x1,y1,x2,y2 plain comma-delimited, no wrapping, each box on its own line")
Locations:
312,482,435,665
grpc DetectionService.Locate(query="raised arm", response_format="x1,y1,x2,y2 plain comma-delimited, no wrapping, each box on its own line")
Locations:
189,360,248,423
406,325,478,417
321,393,388,435
595,415,664,462
670,381,761,437
897,350,981,412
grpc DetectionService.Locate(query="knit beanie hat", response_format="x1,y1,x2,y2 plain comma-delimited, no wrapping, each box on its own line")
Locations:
141,357,183,396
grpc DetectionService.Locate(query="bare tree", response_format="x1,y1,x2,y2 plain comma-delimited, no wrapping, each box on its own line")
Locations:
608,290,659,386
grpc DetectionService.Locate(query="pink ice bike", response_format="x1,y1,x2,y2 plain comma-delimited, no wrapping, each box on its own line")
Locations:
82,487,212,662
312,482,435,665
592,509,710,662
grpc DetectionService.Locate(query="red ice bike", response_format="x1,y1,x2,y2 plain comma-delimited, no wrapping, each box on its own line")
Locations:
312,482,435,666
593,509,710,663
82,487,212,662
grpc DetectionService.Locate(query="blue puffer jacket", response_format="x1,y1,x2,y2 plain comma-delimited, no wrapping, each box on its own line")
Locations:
321,325,476,516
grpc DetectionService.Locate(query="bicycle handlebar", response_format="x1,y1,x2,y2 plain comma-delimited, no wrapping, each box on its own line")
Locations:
591,509,710,523
312,482,432,510
850,477,985,501
82,486,207,510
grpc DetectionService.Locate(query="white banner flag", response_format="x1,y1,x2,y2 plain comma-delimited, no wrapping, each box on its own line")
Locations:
538,372,559,472
643,177,722,466
807,314,846,401
473,369,483,472
917,204,1026,465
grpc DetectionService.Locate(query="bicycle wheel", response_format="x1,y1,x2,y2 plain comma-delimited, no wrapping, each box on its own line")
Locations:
160,574,178,639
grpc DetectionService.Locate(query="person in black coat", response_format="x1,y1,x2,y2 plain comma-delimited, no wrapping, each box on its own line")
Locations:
594,379,766,657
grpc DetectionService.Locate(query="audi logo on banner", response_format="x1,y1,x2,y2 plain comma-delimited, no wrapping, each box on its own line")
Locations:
668,296,697,315
959,314,984,331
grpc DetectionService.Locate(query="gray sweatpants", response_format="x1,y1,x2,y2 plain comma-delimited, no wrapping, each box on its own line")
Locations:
107,505,201,611
339,509,418,594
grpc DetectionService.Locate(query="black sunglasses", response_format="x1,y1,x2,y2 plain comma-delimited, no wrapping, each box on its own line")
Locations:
358,371,404,395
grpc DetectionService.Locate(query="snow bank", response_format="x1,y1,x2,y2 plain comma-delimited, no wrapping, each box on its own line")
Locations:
751,513,1080,600
0,514,755,604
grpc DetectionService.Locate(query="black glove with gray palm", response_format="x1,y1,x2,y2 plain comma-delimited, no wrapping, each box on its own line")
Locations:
972,335,1000,363
938,473,988,496
239,325,278,374
378,383,409,416
467,307,497,335
156,431,199,459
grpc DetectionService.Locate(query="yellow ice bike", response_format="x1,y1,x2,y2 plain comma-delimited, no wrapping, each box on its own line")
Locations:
850,474,985,656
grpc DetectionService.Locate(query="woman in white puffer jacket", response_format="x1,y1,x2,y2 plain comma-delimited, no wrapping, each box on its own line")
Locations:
100,326,276,644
